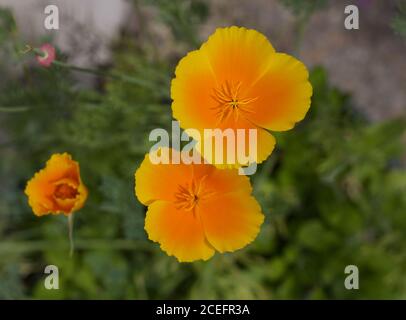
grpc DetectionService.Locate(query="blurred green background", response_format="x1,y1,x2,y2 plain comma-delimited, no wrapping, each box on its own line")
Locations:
0,0,405,299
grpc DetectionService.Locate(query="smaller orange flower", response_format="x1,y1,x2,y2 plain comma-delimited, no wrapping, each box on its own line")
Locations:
25,153,88,216
135,148,264,262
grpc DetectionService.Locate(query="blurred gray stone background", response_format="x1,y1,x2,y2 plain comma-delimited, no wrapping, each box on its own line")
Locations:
0,0,404,121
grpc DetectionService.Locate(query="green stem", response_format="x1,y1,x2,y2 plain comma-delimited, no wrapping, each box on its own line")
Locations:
0,239,153,254
293,13,310,56
0,106,30,113
31,48,165,94
52,60,156,89
68,214,74,257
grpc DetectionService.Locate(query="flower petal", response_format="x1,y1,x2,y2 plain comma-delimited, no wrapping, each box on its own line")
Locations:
44,153,81,183
171,49,218,129
135,150,193,205
25,171,55,216
198,192,264,253
145,201,215,262
245,53,313,131
72,183,88,212
201,26,275,85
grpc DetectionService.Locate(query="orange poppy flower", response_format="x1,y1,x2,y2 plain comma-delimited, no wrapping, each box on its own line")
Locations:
25,153,88,216
135,148,264,262
171,26,312,167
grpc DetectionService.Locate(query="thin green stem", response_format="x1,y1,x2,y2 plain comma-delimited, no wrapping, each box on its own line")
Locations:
31,48,167,95
52,60,156,89
0,239,153,254
293,12,310,56
0,106,30,113
68,214,74,257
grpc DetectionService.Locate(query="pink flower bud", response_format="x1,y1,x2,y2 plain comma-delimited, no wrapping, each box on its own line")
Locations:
36,44,56,67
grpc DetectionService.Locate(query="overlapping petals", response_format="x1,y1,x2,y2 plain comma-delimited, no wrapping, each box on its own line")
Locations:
135,149,264,262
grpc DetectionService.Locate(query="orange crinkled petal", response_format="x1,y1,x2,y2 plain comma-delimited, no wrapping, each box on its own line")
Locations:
145,200,215,262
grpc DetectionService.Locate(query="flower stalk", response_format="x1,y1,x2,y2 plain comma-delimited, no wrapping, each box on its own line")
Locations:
68,214,75,257
27,46,166,94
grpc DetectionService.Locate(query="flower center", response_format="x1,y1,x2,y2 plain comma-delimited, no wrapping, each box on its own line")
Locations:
54,183,78,200
211,81,257,123
174,183,199,211
174,176,210,211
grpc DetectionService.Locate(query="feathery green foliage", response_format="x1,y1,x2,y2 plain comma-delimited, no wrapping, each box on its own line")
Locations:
392,1,406,38
279,0,329,18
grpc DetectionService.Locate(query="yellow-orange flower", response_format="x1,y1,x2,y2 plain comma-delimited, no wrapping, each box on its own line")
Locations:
171,26,312,166
135,149,264,262
25,153,88,216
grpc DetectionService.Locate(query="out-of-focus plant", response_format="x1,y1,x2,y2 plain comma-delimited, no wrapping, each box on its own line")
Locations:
145,0,209,46
0,0,405,299
392,0,406,38
279,0,329,51
279,0,328,17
